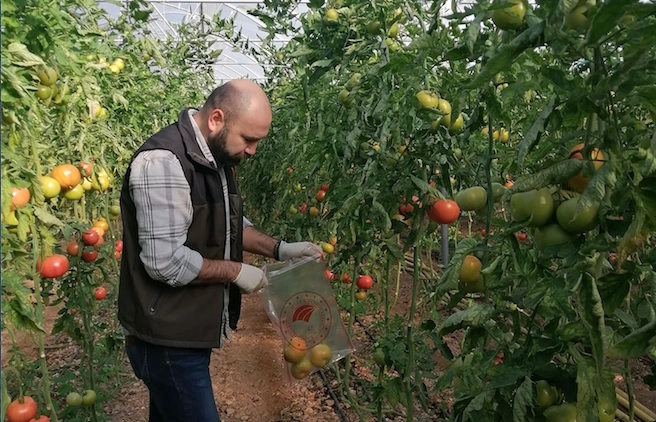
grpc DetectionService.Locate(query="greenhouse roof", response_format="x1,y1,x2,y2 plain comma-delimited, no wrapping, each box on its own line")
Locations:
101,1,537,83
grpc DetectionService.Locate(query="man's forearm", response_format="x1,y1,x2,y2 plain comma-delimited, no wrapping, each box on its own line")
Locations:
242,226,277,258
193,258,241,285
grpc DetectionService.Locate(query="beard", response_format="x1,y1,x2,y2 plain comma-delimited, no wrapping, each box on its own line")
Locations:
207,126,243,167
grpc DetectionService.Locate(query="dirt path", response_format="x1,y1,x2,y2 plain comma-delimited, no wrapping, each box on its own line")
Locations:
106,290,341,422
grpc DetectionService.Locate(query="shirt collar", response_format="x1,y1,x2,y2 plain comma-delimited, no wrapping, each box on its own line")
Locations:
187,109,217,167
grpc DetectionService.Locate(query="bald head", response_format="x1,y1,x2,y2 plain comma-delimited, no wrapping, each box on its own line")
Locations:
196,79,272,166
200,79,271,125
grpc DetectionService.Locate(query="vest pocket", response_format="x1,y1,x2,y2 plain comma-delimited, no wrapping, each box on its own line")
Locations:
148,288,163,315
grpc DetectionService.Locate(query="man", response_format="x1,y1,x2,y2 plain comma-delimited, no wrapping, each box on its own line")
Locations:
117,79,322,422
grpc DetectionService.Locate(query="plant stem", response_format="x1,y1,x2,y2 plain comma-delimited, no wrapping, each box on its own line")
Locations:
625,360,635,422
384,254,391,326
405,244,421,422
376,367,384,422
344,258,363,421
30,224,59,422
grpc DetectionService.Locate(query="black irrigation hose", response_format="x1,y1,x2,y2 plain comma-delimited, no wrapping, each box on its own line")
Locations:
317,369,351,422
353,316,377,343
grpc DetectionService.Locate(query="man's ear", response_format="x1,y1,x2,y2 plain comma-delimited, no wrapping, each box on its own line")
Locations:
208,108,225,132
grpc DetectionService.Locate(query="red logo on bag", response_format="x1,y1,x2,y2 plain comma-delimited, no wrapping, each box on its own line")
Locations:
280,292,332,349
292,304,315,323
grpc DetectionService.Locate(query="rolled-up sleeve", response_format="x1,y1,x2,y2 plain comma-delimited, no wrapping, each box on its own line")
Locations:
129,150,203,287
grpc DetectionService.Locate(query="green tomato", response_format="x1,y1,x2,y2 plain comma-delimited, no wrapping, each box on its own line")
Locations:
82,389,97,406
454,186,487,211
459,274,485,294
373,348,385,366
491,182,506,202
534,224,574,251
536,380,560,409
555,197,600,233
491,0,527,31
36,84,52,101
509,188,554,227
543,403,576,422
37,66,58,86
66,392,83,407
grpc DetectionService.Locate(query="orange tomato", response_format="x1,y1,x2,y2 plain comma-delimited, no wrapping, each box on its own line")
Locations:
51,164,82,189
11,187,30,210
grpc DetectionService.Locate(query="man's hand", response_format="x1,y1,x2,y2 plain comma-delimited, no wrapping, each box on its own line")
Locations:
278,241,323,262
233,264,268,294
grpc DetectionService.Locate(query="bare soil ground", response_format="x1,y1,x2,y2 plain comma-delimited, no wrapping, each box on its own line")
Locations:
2,245,655,421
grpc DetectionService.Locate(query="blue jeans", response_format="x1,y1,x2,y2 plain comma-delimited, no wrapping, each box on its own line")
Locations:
125,336,221,422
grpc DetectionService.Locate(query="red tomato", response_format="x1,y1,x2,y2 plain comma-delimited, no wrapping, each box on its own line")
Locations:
321,183,330,192
341,273,352,284
29,416,50,422
356,275,374,290
428,199,460,224
114,250,121,260
81,229,99,246
480,229,486,237
115,240,123,252
399,202,414,216
6,396,37,422
79,161,93,177
324,269,334,280
40,255,69,278
94,286,107,300
82,247,98,262
315,190,326,202
516,232,527,241
66,241,79,256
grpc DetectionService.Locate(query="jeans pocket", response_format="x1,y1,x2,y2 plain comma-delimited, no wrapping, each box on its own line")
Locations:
125,340,150,383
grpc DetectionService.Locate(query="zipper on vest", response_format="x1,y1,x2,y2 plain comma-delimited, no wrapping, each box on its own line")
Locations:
148,290,163,315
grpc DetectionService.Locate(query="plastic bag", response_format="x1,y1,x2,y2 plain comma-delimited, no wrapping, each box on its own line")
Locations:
258,255,354,384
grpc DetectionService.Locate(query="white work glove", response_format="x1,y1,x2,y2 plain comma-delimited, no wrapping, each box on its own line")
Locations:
278,241,323,262
233,263,268,294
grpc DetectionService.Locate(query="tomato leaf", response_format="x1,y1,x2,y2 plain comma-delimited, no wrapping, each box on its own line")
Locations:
462,389,494,422
607,319,656,359
463,13,485,54
34,208,64,227
517,95,557,168
464,21,545,90
1,270,44,333
503,159,582,199
438,303,497,336
596,369,618,420
512,377,533,422
7,41,46,67
585,0,636,46
578,161,616,215
618,210,648,267
596,273,631,315
569,349,598,419
557,320,589,343
577,273,606,374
